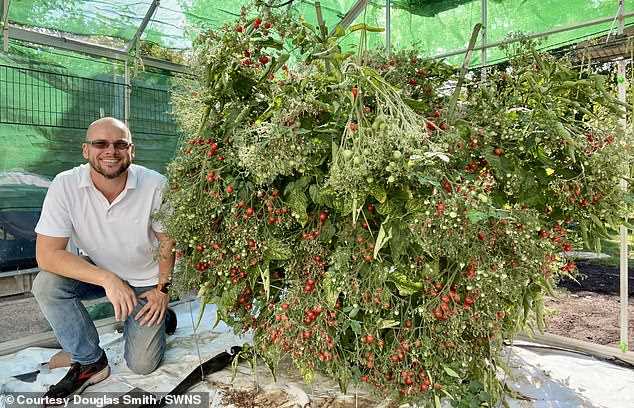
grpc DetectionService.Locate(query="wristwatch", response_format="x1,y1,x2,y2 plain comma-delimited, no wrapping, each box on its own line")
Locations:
157,281,172,294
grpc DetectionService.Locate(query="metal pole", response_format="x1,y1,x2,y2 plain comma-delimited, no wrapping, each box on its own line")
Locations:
480,0,487,80
428,11,634,61
8,25,189,73
127,0,160,52
330,0,368,35
617,0,629,353
386,0,391,55
315,1,327,40
124,61,130,127
2,0,9,52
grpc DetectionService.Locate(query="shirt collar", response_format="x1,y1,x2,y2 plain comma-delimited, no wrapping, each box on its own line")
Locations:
78,163,138,190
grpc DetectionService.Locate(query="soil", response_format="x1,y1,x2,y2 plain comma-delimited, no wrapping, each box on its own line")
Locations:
557,260,634,296
544,261,634,347
220,386,377,408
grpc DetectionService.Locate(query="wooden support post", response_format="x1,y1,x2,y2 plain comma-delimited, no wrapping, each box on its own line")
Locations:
617,0,629,352
448,23,482,123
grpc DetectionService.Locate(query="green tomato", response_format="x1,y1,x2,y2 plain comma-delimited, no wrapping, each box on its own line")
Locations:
342,149,353,160
392,150,402,159
353,156,362,165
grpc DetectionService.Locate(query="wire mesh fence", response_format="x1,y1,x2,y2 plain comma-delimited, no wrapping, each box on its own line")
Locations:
0,64,178,136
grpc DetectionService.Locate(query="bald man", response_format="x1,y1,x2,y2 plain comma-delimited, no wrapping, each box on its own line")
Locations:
32,117,176,404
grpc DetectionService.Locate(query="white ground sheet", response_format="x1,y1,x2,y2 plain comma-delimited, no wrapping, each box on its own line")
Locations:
1,299,633,407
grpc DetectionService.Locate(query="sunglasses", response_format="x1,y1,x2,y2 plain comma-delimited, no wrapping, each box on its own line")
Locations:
86,140,133,150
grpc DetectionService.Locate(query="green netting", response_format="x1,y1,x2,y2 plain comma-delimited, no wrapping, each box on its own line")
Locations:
2,1,632,185
7,0,634,58
341,0,634,65
1,0,632,229
0,40,180,213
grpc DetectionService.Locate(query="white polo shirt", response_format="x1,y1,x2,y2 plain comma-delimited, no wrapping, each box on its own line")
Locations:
35,163,168,287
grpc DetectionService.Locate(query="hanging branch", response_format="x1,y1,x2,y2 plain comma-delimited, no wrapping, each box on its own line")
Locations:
448,23,482,123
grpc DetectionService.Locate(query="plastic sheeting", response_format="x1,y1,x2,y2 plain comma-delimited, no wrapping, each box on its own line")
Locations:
1,299,633,407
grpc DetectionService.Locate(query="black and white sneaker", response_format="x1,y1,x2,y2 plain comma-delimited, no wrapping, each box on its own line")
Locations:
42,352,110,406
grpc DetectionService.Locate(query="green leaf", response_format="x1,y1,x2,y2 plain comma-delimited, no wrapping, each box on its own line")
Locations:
264,239,293,260
350,320,361,335
405,198,427,214
389,271,423,296
349,306,360,318
308,184,320,204
442,364,461,378
478,391,491,402
467,210,488,224
580,221,591,250
319,220,336,243
349,23,385,33
434,394,441,408
441,388,455,400
403,97,429,112
620,341,629,353
379,319,400,329
252,37,284,49
589,213,609,237
287,189,309,227
378,199,396,216
389,223,407,261
352,197,360,226
324,272,339,308
369,183,387,203
310,185,336,207
374,217,392,259
259,264,270,301
333,24,346,38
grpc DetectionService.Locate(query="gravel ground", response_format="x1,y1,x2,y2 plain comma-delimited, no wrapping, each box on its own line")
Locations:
0,295,51,343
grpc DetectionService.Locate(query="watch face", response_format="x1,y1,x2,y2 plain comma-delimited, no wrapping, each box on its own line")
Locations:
159,282,171,293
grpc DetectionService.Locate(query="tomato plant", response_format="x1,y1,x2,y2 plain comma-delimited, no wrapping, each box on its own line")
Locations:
158,3,632,405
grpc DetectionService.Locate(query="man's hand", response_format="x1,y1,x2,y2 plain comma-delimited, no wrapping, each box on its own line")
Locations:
102,273,138,321
135,289,169,326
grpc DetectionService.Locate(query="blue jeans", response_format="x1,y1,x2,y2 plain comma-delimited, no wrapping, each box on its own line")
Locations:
32,270,166,375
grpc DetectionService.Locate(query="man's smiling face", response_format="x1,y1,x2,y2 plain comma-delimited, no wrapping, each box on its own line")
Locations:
82,120,134,180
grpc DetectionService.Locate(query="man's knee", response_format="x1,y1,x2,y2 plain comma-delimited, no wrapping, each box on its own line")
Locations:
32,270,63,303
125,354,162,375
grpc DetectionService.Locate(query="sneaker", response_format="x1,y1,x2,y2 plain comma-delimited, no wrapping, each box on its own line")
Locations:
165,307,177,335
42,352,110,406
